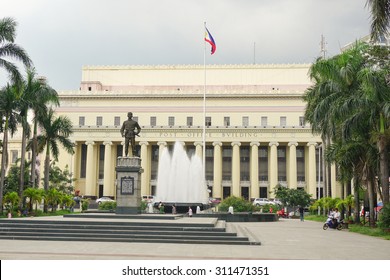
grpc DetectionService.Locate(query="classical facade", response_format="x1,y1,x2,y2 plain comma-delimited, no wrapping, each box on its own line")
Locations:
6,64,341,200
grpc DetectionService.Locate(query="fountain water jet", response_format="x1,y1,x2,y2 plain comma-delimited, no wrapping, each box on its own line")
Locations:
156,142,209,206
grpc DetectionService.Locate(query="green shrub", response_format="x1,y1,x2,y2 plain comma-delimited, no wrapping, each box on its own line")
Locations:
140,200,147,211
218,196,253,212
378,203,390,229
98,201,117,211
81,198,90,211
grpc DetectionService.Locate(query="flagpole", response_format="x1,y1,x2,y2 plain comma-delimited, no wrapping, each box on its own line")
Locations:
203,22,207,190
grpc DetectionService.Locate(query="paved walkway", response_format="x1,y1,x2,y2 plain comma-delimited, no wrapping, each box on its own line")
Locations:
0,218,389,260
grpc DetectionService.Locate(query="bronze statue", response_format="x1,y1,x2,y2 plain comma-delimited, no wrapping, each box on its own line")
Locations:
120,112,141,156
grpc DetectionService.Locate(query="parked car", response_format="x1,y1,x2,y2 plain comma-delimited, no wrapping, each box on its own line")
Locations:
252,198,275,206
270,198,283,206
208,197,221,205
96,197,115,204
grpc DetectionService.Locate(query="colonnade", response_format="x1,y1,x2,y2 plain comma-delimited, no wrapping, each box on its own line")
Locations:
72,140,319,199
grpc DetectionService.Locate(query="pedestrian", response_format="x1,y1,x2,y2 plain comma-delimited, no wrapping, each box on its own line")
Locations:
188,207,193,217
172,204,177,214
159,203,165,214
298,206,304,221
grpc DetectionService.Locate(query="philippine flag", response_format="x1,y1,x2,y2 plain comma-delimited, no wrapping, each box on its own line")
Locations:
204,27,216,55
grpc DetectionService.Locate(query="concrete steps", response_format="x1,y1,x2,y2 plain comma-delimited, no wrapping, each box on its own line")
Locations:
0,215,259,245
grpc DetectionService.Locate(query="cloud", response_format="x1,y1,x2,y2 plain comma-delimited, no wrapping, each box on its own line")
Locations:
0,0,370,90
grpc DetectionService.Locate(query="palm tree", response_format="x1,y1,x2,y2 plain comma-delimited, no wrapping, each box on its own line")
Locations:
3,191,19,213
27,73,59,188
366,0,390,41
36,108,74,211
23,187,43,212
0,17,32,84
0,84,21,214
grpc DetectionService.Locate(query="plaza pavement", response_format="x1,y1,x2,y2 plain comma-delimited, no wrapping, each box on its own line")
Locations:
0,217,389,260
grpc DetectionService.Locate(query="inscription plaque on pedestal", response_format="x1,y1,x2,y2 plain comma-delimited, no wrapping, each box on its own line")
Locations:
121,176,134,195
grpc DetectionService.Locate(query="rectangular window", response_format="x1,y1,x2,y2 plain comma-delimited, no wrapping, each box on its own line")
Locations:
299,116,305,127
96,116,103,126
187,116,193,126
280,116,286,127
205,116,212,126
79,116,85,126
168,116,175,126
242,116,249,127
114,116,120,126
261,116,267,127
11,150,18,164
150,116,156,126
224,117,230,126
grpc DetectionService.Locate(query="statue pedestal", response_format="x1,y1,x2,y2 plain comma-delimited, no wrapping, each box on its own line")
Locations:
115,156,142,214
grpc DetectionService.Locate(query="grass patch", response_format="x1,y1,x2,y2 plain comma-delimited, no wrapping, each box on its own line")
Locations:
305,215,390,240
0,209,80,219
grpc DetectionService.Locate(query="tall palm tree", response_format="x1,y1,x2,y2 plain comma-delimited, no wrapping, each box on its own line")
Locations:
36,108,74,212
366,0,390,41
28,73,59,188
0,84,21,214
0,17,32,84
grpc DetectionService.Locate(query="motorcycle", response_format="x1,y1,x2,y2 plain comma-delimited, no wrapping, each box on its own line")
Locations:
323,216,344,230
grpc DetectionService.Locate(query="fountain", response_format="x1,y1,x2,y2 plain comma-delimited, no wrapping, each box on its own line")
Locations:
155,141,209,213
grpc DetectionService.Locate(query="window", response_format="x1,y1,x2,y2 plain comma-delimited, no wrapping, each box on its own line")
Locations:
114,116,120,126
187,116,193,126
88,86,92,91
224,117,230,126
261,116,267,126
79,116,85,126
242,116,249,127
11,150,18,164
168,116,175,126
205,116,211,126
280,116,286,127
133,116,138,122
96,116,103,126
150,116,156,126
299,116,305,126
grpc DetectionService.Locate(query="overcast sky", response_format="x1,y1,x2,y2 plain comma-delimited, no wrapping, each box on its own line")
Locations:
1,0,371,90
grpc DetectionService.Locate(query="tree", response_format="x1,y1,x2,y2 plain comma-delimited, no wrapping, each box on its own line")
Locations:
0,17,31,214
0,17,32,84
2,191,19,213
366,0,390,41
274,185,311,210
36,108,74,211
48,163,75,195
0,84,20,214
25,71,59,188
23,187,43,212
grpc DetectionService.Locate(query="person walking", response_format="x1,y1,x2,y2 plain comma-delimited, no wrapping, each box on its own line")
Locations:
188,207,193,217
298,206,304,221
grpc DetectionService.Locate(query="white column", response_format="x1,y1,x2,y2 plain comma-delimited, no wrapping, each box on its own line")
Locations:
194,141,203,159
288,142,298,189
231,141,241,197
85,141,96,197
140,141,149,196
213,141,222,199
157,141,167,160
71,141,78,184
307,142,317,197
103,141,113,197
269,142,279,197
250,141,260,199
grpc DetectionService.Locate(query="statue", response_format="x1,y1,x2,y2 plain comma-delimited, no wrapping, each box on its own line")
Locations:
120,112,141,156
